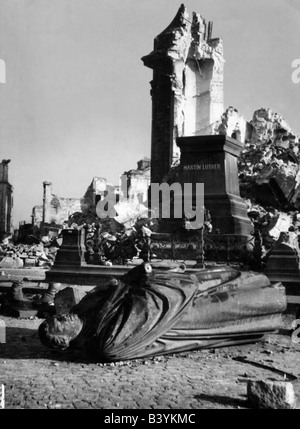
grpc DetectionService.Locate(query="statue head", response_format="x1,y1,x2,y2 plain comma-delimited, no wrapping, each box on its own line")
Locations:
38,313,83,351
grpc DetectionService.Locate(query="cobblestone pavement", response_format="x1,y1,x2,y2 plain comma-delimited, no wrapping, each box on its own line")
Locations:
0,312,299,410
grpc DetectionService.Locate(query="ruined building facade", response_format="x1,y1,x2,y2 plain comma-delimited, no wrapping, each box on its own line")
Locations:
32,181,82,227
81,177,121,214
0,159,13,238
32,177,121,227
42,181,82,225
122,157,150,203
142,4,224,184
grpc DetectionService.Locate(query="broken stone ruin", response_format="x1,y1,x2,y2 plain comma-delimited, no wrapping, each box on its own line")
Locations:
0,3,299,410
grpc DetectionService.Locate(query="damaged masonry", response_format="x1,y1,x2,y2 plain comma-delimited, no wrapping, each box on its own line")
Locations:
142,3,224,184
0,3,300,410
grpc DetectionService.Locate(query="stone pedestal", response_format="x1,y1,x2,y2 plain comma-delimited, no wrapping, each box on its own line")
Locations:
265,243,300,278
177,135,252,236
52,229,86,268
264,236,300,294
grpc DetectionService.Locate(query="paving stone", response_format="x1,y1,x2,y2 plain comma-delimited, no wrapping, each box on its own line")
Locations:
1,314,300,409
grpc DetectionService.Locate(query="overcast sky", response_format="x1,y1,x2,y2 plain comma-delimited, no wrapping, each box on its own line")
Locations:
0,0,300,227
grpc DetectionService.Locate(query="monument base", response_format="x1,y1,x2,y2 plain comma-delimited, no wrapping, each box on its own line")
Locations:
149,230,252,266
53,229,87,268
265,242,300,294
204,233,252,265
177,135,253,237
205,194,253,236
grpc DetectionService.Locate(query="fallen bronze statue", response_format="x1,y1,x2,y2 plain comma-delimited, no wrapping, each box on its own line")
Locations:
38,263,287,362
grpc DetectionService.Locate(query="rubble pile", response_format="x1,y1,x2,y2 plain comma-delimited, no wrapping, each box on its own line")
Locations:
249,108,298,147
65,208,99,228
206,106,300,264
238,108,300,211
212,106,247,143
0,238,60,269
245,201,300,260
83,218,153,265
61,201,156,265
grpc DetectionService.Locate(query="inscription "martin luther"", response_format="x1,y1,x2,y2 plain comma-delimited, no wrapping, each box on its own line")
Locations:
183,163,221,171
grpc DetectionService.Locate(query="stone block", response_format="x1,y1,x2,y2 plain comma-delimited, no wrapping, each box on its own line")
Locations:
54,286,87,314
247,380,297,409
0,256,24,269
2,301,39,319
265,232,300,282
24,258,36,267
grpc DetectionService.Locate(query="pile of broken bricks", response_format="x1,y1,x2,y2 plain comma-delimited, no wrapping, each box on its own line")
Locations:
0,242,59,269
